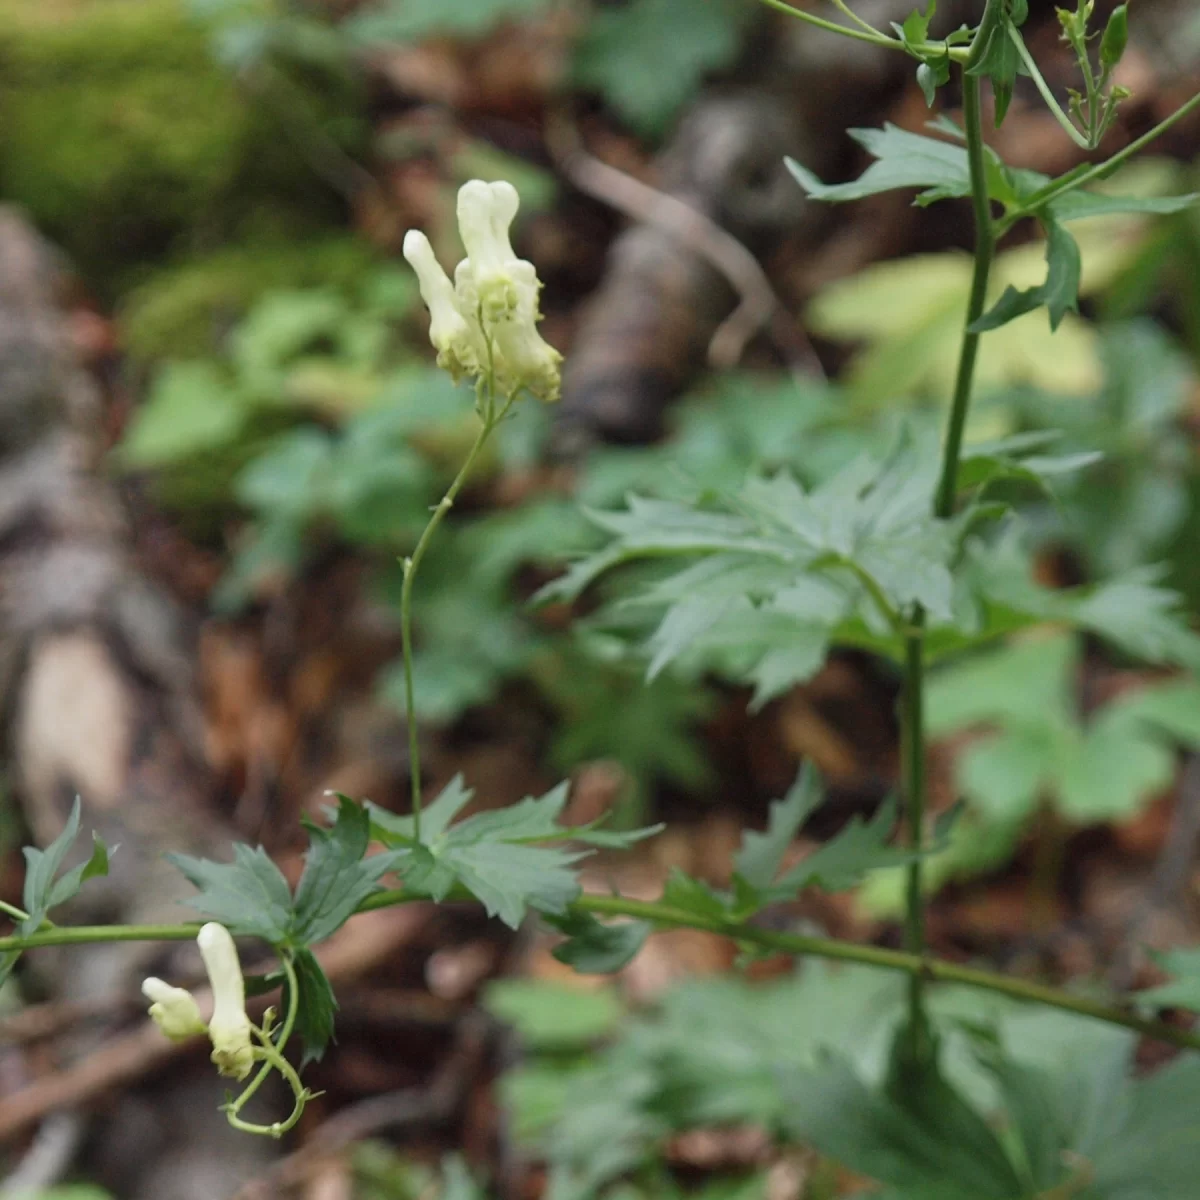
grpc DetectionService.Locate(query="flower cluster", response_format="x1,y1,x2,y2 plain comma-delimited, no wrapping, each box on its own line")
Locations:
142,921,254,1081
403,180,562,403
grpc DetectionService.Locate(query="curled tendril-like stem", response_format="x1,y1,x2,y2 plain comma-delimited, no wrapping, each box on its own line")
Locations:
220,952,318,1139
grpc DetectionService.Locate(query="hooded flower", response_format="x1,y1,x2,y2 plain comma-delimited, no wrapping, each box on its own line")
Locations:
404,180,562,403
196,922,255,1081
403,229,484,384
142,976,206,1042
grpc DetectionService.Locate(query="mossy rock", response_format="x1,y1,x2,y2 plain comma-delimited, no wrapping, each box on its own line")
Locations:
118,234,378,363
0,0,355,291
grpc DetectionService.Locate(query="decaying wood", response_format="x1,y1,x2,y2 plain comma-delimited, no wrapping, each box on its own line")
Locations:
0,210,277,1197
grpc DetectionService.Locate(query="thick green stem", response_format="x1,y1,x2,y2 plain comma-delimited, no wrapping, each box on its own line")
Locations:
896,61,996,1062
934,71,995,520
399,380,499,839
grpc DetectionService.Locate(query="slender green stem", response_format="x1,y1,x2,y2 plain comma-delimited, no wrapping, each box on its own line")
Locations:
0,922,200,951
1014,87,1200,218
825,0,891,39
0,901,30,924
573,895,1200,1053
900,631,929,1055
1008,25,1091,150
3,894,1198,1053
933,70,995,520
753,0,972,62
400,378,499,840
897,56,998,1063
224,952,309,1138
753,0,900,47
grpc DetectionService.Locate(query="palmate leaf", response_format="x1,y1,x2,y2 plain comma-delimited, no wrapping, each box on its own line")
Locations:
539,429,957,699
171,797,403,947
169,843,295,943
292,796,401,944
644,766,914,926
928,632,1199,828
369,777,660,930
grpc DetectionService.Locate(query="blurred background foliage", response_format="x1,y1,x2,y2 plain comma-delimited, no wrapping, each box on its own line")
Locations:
5,0,1200,1194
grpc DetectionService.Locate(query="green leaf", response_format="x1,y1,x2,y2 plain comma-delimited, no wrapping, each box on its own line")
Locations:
543,429,957,693
956,726,1053,821
369,775,474,847
445,839,586,929
970,218,1081,332
733,764,823,890
484,979,622,1050
373,780,612,930
930,632,1190,828
344,0,553,41
546,910,652,974
786,124,971,205
572,0,751,138
1137,947,1200,1011
168,843,294,943
291,796,399,945
885,1035,1028,1197
119,361,248,468
235,427,331,519
661,869,733,920
1102,678,1200,749
1065,569,1200,671
13,800,112,979
290,947,337,1065
784,1056,1022,1198
966,15,1024,127
972,1049,1067,1192
771,796,912,896
1049,188,1199,222
20,801,111,931
1057,711,1175,821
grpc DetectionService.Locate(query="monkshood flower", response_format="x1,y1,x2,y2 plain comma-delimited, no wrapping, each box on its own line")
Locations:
403,179,562,403
197,921,254,1081
142,922,254,1082
141,976,206,1042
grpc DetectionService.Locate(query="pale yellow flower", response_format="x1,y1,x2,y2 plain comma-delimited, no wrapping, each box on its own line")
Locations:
196,922,255,1081
142,976,206,1042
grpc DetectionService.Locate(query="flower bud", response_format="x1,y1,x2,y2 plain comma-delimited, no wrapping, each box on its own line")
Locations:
403,230,484,383
142,977,206,1042
1100,4,1128,68
197,922,255,1081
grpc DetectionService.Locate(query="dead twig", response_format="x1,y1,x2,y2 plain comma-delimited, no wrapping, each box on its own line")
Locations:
545,112,824,379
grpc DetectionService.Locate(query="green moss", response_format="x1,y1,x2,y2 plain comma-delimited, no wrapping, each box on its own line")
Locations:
119,235,377,363
0,0,355,290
